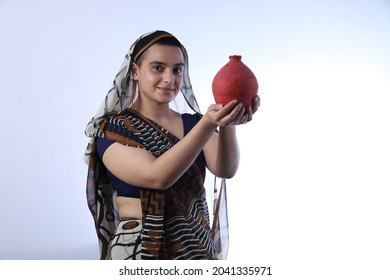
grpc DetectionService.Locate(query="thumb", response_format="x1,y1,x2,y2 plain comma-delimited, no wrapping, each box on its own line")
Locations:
214,103,223,110
208,103,223,111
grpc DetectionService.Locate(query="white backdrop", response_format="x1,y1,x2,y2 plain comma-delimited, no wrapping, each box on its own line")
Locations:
1,0,389,278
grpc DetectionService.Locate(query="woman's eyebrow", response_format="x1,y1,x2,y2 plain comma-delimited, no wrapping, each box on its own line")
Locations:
149,60,184,67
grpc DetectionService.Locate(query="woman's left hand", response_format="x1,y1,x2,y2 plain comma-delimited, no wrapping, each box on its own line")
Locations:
246,95,261,123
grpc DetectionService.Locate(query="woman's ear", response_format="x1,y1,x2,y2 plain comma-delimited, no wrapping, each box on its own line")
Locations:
131,62,139,80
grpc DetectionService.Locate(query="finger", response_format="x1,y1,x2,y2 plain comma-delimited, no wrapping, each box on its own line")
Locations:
236,113,247,125
230,106,247,126
236,106,246,122
230,102,244,119
209,103,223,112
252,95,260,114
241,114,249,124
218,103,243,126
217,101,241,120
218,99,239,115
246,106,253,122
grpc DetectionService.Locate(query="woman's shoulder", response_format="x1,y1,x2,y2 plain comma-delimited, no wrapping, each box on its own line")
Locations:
101,109,144,128
98,110,145,144
181,112,202,134
181,112,202,122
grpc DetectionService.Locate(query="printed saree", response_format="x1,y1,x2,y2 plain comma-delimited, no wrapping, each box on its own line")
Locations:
86,109,226,260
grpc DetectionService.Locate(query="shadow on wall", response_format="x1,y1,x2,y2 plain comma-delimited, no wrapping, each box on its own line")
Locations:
0,245,99,260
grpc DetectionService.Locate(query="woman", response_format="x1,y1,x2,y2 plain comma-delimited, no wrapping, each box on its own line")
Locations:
84,30,260,260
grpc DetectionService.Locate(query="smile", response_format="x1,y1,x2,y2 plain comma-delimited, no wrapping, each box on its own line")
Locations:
157,87,176,94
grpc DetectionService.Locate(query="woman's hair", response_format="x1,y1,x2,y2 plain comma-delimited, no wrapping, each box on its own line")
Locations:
134,36,183,66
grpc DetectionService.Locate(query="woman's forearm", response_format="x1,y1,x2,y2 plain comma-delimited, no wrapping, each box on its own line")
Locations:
103,118,217,191
215,126,240,178
151,117,217,188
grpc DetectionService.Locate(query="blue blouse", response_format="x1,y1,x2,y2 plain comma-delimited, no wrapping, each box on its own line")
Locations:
96,113,206,198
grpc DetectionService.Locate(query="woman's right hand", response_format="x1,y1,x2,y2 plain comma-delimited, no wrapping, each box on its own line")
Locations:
204,99,247,127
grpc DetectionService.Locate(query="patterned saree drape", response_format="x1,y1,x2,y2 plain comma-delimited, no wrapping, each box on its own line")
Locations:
87,109,225,259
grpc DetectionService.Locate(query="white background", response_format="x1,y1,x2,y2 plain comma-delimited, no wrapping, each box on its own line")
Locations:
1,0,389,278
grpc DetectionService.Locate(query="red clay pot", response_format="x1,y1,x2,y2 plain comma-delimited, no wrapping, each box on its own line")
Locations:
212,55,258,108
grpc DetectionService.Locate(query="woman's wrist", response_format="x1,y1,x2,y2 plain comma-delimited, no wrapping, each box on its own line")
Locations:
218,124,236,135
199,114,219,131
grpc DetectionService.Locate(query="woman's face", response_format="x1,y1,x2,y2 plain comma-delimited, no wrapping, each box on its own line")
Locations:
133,44,184,105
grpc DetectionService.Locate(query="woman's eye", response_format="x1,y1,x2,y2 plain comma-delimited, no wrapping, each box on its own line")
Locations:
153,65,164,72
174,67,183,75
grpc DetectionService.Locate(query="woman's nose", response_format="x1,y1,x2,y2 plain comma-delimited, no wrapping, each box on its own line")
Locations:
163,70,174,84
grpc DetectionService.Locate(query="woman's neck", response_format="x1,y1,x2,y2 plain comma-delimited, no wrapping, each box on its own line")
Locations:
131,98,175,122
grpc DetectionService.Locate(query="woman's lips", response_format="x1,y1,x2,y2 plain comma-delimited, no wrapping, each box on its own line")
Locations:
158,87,175,94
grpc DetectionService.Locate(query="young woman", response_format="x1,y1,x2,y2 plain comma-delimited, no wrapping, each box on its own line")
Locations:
84,30,260,260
